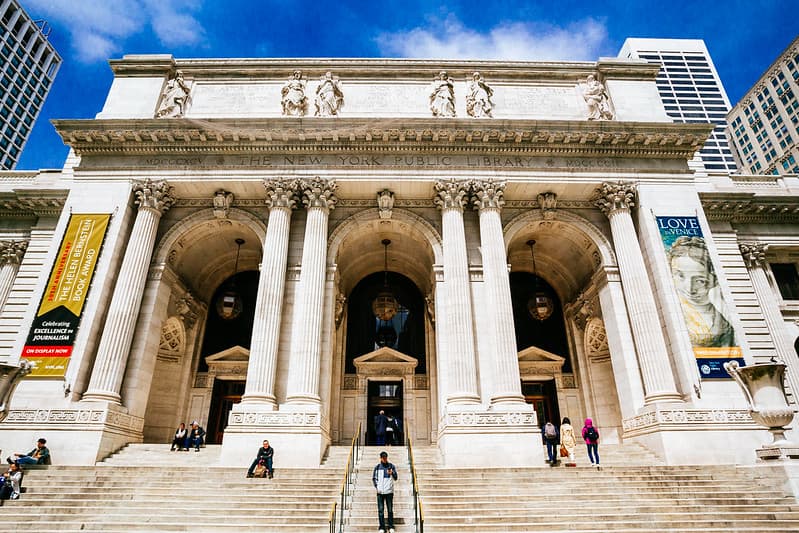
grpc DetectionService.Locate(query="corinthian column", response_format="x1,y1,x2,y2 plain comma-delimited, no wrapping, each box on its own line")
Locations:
241,179,298,408
592,182,682,404
739,242,799,396
434,179,480,407
285,177,337,407
83,180,175,404
0,240,28,310
472,179,526,408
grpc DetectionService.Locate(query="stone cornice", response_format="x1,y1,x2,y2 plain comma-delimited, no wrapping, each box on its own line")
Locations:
0,190,68,218
700,192,799,223
53,118,711,160
109,56,662,81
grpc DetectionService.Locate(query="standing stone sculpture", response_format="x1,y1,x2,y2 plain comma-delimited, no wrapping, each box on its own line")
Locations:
281,70,308,116
155,70,191,118
0,359,32,422
466,72,493,118
314,71,344,117
377,189,394,220
581,74,614,121
429,71,456,117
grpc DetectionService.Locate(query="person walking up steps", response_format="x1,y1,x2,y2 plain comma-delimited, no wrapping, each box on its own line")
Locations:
373,451,398,533
582,418,600,467
560,417,577,467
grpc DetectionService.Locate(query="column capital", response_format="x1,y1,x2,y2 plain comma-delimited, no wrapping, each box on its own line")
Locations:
0,240,28,266
300,177,337,210
263,178,300,210
738,241,768,268
471,178,505,212
133,179,175,214
434,179,470,211
592,181,637,217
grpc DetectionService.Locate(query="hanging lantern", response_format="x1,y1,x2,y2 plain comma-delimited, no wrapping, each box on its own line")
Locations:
526,239,554,321
371,239,399,321
215,238,245,320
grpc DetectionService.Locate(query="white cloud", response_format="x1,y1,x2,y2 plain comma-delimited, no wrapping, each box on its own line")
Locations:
377,15,610,61
25,0,206,62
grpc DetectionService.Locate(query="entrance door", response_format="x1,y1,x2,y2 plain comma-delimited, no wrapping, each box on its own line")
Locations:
366,380,403,445
207,379,245,444
522,380,560,434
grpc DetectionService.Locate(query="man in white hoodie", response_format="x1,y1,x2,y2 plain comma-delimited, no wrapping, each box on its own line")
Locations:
372,451,398,533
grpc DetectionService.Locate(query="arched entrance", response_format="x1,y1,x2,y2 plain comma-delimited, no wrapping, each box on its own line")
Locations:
329,209,441,445
141,210,265,443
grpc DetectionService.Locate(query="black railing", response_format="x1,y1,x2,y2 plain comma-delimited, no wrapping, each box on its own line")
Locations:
406,434,425,533
329,422,362,533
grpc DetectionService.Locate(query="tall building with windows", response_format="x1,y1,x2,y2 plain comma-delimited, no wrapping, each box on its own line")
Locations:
0,0,60,170
727,36,799,176
619,38,737,174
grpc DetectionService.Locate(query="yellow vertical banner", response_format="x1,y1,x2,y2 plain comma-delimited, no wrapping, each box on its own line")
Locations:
23,214,110,377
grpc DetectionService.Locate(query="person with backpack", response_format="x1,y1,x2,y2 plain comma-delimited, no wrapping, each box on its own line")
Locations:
541,421,559,465
582,418,600,466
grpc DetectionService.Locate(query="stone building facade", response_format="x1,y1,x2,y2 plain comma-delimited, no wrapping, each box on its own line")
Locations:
0,55,797,467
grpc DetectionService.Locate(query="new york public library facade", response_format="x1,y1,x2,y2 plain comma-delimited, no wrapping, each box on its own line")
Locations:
0,54,797,468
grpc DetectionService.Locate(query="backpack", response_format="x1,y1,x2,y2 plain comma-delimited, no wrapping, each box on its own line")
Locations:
584,426,599,441
544,422,557,440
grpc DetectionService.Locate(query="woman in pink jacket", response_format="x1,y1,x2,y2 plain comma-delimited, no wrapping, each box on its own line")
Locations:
582,418,600,466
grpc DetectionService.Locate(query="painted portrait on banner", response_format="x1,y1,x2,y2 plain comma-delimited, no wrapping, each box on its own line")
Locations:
657,216,744,378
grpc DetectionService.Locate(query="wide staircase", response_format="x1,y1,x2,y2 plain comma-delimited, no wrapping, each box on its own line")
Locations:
3,442,799,532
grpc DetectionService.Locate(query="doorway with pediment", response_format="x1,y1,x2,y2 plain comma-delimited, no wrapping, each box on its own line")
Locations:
329,209,441,446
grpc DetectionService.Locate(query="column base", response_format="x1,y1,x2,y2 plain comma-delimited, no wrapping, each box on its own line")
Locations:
234,396,278,412
437,409,541,467
489,396,532,412
0,402,143,464
219,409,328,467
80,390,122,404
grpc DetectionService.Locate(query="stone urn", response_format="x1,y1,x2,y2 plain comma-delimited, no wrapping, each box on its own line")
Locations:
725,360,797,450
0,359,31,423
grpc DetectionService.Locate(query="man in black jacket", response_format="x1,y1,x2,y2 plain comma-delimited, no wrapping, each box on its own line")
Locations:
246,440,275,478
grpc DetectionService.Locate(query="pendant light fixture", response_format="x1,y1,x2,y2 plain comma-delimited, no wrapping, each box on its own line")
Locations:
216,238,245,320
372,239,399,322
526,239,554,321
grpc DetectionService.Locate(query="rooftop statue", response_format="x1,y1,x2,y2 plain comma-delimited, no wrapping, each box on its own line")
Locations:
314,71,344,117
155,70,191,118
581,74,614,121
466,72,493,118
429,71,455,117
281,70,308,116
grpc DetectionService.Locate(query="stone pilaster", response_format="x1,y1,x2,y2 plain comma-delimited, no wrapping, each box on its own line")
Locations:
739,242,799,399
0,240,27,310
434,179,480,407
472,179,526,408
593,182,682,404
241,179,298,408
285,177,337,407
83,179,175,404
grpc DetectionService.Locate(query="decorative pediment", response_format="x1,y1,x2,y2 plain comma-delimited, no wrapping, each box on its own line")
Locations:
354,347,418,376
205,345,249,377
517,345,565,377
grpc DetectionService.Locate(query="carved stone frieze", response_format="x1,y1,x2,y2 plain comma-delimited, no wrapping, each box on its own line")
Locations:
228,411,320,427
176,292,199,329
442,411,536,427
433,179,469,211
343,375,358,390
560,375,576,389
263,178,300,210
0,240,28,265
300,177,338,211
738,242,768,268
4,408,144,432
622,408,756,435
701,196,799,223
471,178,505,211
414,376,429,390
592,181,636,217
584,317,610,363
133,179,176,213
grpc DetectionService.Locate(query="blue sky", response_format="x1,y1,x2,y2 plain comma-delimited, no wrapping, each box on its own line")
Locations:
16,0,798,169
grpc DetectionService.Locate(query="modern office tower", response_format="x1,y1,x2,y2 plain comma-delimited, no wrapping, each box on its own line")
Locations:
0,0,60,169
727,36,799,176
619,38,737,173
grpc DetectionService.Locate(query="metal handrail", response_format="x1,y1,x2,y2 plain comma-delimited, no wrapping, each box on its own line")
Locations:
329,422,362,533
406,434,425,533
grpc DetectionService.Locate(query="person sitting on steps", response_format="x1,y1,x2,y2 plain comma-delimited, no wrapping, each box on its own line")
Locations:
0,463,23,504
246,439,275,479
188,421,206,452
171,422,188,451
7,438,50,466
